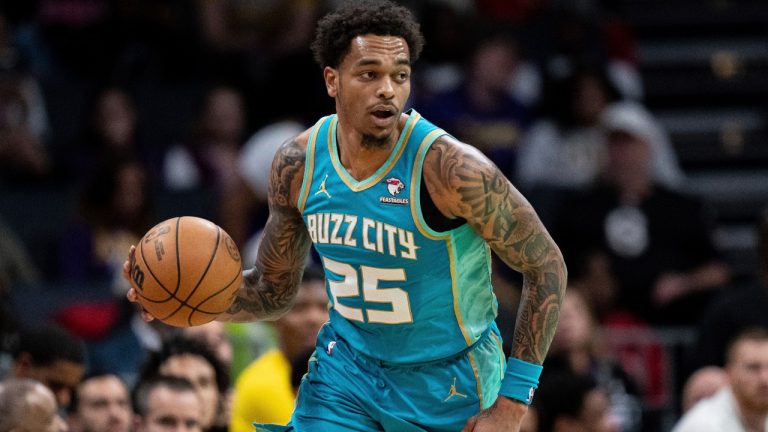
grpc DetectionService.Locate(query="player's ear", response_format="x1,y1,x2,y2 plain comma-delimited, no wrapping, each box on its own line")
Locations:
323,67,338,98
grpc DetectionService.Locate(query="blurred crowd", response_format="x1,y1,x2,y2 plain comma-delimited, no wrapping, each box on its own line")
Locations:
0,1,765,432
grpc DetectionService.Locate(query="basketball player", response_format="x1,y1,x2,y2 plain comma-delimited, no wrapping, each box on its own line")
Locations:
125,1,566,430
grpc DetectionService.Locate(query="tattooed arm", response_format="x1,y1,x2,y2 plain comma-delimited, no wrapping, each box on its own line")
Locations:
218,134,313,322
424,135,567,363
426,137,566,431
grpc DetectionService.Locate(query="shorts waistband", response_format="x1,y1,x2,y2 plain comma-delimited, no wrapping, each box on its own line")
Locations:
344,326,496,369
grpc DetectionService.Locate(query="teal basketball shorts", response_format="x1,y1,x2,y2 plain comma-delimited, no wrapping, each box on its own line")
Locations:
256,322,506,432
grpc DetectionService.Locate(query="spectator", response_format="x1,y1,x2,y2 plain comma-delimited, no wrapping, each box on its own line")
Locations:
551,103,730,325
16,0,120,162
163,86,247,192
67,87,155,180
182,321,234,429
691,208,768,369
0,378,68,432
54,158,152,365
0,214,40,296
138,336,228,432
182,321,233,372
535,370,614,432
133,376,203,432
417,32,532,176
673,328,768,432
601,102,684,189
230,266,328,430
288,347,317,395
8,325,86,410
517,68,621,193
546,289,642,431
517,71,682,206
410,2,469,101
67,373,132,432
84,299,175,389
0,12,49,141
218,119,305,247
59,157,152,291
680,366,728,413
565,248,618,322
195,0,330,125
0,214,40,378
88,88,138,160
526,4,642,100
0,13,50,184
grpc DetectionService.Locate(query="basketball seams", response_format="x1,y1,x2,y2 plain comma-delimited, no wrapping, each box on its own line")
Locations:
186,267,243,326
182,224,222,304
135,216,242,327
174,216,181,295
157,219,222,322
137,230,176,303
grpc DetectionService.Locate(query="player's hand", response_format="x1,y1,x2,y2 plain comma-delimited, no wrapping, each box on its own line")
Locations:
122,245,156,322
461,396,527,432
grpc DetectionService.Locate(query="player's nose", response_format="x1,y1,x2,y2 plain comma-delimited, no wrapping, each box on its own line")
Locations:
376,77,395,99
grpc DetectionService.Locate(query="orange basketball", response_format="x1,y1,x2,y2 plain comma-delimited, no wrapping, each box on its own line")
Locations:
129,216,243,327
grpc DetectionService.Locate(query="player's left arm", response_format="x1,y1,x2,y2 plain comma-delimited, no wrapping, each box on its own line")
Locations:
424,136,567,365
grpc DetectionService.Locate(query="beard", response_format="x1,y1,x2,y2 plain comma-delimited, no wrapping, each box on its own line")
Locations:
733,384,768,413
336,84,395,150
361,133,391,149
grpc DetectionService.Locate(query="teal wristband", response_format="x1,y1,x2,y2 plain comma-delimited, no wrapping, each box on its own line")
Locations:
498,357,543,405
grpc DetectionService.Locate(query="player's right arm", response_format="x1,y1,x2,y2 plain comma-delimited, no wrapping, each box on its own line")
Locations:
123,131,313,323
218,133,313,322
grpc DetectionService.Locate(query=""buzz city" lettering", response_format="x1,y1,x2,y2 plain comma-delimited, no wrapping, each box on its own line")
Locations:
305,212,418,260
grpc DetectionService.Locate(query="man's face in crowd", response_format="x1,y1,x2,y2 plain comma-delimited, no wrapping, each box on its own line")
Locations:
136,386,202,432
72,375,133,432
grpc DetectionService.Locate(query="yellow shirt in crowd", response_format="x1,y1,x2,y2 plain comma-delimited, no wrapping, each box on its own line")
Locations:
231,349,295,432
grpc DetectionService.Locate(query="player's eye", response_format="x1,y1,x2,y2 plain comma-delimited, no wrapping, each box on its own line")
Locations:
360,71,375,80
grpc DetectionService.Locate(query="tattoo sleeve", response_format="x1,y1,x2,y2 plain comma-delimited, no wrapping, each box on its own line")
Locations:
425,138,567,363
221,138,312,322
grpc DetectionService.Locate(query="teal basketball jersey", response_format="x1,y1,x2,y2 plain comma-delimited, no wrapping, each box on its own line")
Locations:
298,109,498,364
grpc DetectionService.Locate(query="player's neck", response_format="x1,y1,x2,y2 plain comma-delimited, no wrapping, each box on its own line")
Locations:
335,114,407,181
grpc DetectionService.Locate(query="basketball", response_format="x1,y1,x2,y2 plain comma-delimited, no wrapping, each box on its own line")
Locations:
129,216,243,327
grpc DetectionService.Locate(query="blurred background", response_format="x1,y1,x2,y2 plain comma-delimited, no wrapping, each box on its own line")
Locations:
0,1,766,431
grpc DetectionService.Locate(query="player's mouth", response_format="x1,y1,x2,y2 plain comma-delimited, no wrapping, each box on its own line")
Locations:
370,106,397,127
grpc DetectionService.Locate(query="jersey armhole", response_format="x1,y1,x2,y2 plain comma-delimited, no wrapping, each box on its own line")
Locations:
411,131,466,238
420,174,466,232
296,117,327,213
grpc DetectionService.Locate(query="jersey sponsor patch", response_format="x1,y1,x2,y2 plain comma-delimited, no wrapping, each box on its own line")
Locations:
380,177,409,205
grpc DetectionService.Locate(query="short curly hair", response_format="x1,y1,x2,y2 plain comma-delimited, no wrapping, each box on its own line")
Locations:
311,0,425,69
138,335,229,394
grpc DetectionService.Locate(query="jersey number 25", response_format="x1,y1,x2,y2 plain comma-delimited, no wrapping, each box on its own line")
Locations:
322,257,413,324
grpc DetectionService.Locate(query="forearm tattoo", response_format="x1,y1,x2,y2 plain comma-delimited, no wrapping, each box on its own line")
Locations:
225,139,311,321
427,139,567,363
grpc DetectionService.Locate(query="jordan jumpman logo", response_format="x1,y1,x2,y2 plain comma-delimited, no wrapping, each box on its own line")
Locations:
315,173,331,198
443,377,468,402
